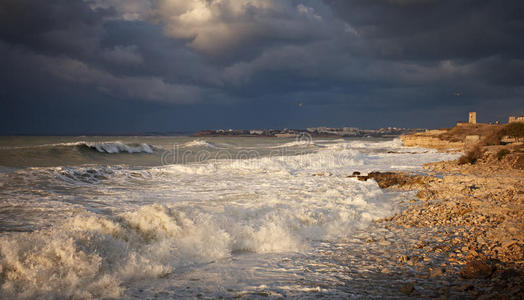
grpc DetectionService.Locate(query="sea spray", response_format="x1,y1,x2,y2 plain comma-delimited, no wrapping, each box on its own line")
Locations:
0,136,461,298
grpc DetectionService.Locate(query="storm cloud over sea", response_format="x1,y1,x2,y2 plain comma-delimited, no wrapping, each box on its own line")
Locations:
1,0,523,134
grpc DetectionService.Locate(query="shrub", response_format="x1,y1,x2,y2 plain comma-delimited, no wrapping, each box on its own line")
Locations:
499,122,524,139
481,122,524,145
482,132,502,146
496,149,510,160
458,146,484,165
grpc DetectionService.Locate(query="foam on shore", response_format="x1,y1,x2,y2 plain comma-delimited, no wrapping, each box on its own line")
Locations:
0,137,460,298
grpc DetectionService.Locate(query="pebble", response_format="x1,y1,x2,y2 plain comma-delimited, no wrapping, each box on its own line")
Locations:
460,261,494,279
400,283,415,295
429,267,444,278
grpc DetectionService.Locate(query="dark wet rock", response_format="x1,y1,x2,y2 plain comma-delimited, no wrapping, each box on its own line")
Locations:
415,189,433,200
357,175,368,181
460,260,494,279
468,184,479,190
400,283,415,295
430,267,445,278
452,284,473,292
366,172,427,188
352,171,361,176
497,268,522,280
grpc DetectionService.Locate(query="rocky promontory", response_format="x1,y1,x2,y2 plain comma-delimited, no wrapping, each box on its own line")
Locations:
363,122,524,298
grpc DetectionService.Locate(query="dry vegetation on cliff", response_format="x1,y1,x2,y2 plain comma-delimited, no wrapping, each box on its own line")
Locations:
458,122,524,166
438,124,502,143
483,122,524,146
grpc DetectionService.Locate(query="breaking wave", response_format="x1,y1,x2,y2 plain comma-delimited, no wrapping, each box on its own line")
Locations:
181,140,222,149
321,138,400,151
56,166,119,184
0,141,155,154
80,142,154,154
0,137,462,299
0,209,171,299
0,189,393,299
268,140,318,148
162,148,365,176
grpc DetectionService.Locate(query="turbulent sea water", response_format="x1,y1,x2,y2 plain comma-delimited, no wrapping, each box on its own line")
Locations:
0,136,459,299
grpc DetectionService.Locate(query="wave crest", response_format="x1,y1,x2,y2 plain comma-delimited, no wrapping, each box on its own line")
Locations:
81,142,154,154
1,141,155,154
0,213,169,299
181,140,221,149
269,140,317,148
57,166,116,184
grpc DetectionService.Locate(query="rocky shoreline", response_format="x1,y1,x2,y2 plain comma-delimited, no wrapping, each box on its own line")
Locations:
359,129,524,298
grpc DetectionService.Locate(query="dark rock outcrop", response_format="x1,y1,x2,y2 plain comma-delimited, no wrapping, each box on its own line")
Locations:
363,172,427,188
460,261,494,279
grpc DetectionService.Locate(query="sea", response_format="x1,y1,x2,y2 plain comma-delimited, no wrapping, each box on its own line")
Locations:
0,135,459,299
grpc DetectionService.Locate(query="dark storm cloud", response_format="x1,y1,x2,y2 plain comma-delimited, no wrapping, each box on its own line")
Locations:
0,0,204,104
1,0,523,134
0,0,110,58
324,0,524,63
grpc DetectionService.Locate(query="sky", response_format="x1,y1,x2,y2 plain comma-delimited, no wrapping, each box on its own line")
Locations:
1,0,523,134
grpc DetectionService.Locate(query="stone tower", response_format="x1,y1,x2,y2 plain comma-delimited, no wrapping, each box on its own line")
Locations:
468,112,476,124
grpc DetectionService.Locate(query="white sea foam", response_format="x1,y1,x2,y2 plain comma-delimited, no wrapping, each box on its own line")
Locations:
325,138,403,150
0,141,156,154
86,142,154,154
181,140,221,149
0,137,461,299
57,166,118,184
268,140,317,148
0,212,170,299
0,177,395,299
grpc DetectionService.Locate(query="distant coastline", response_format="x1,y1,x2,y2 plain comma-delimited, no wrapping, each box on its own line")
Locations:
194,127,425,138
0,128,426,137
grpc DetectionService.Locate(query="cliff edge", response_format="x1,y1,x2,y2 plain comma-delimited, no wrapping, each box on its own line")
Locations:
400,124,503,151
